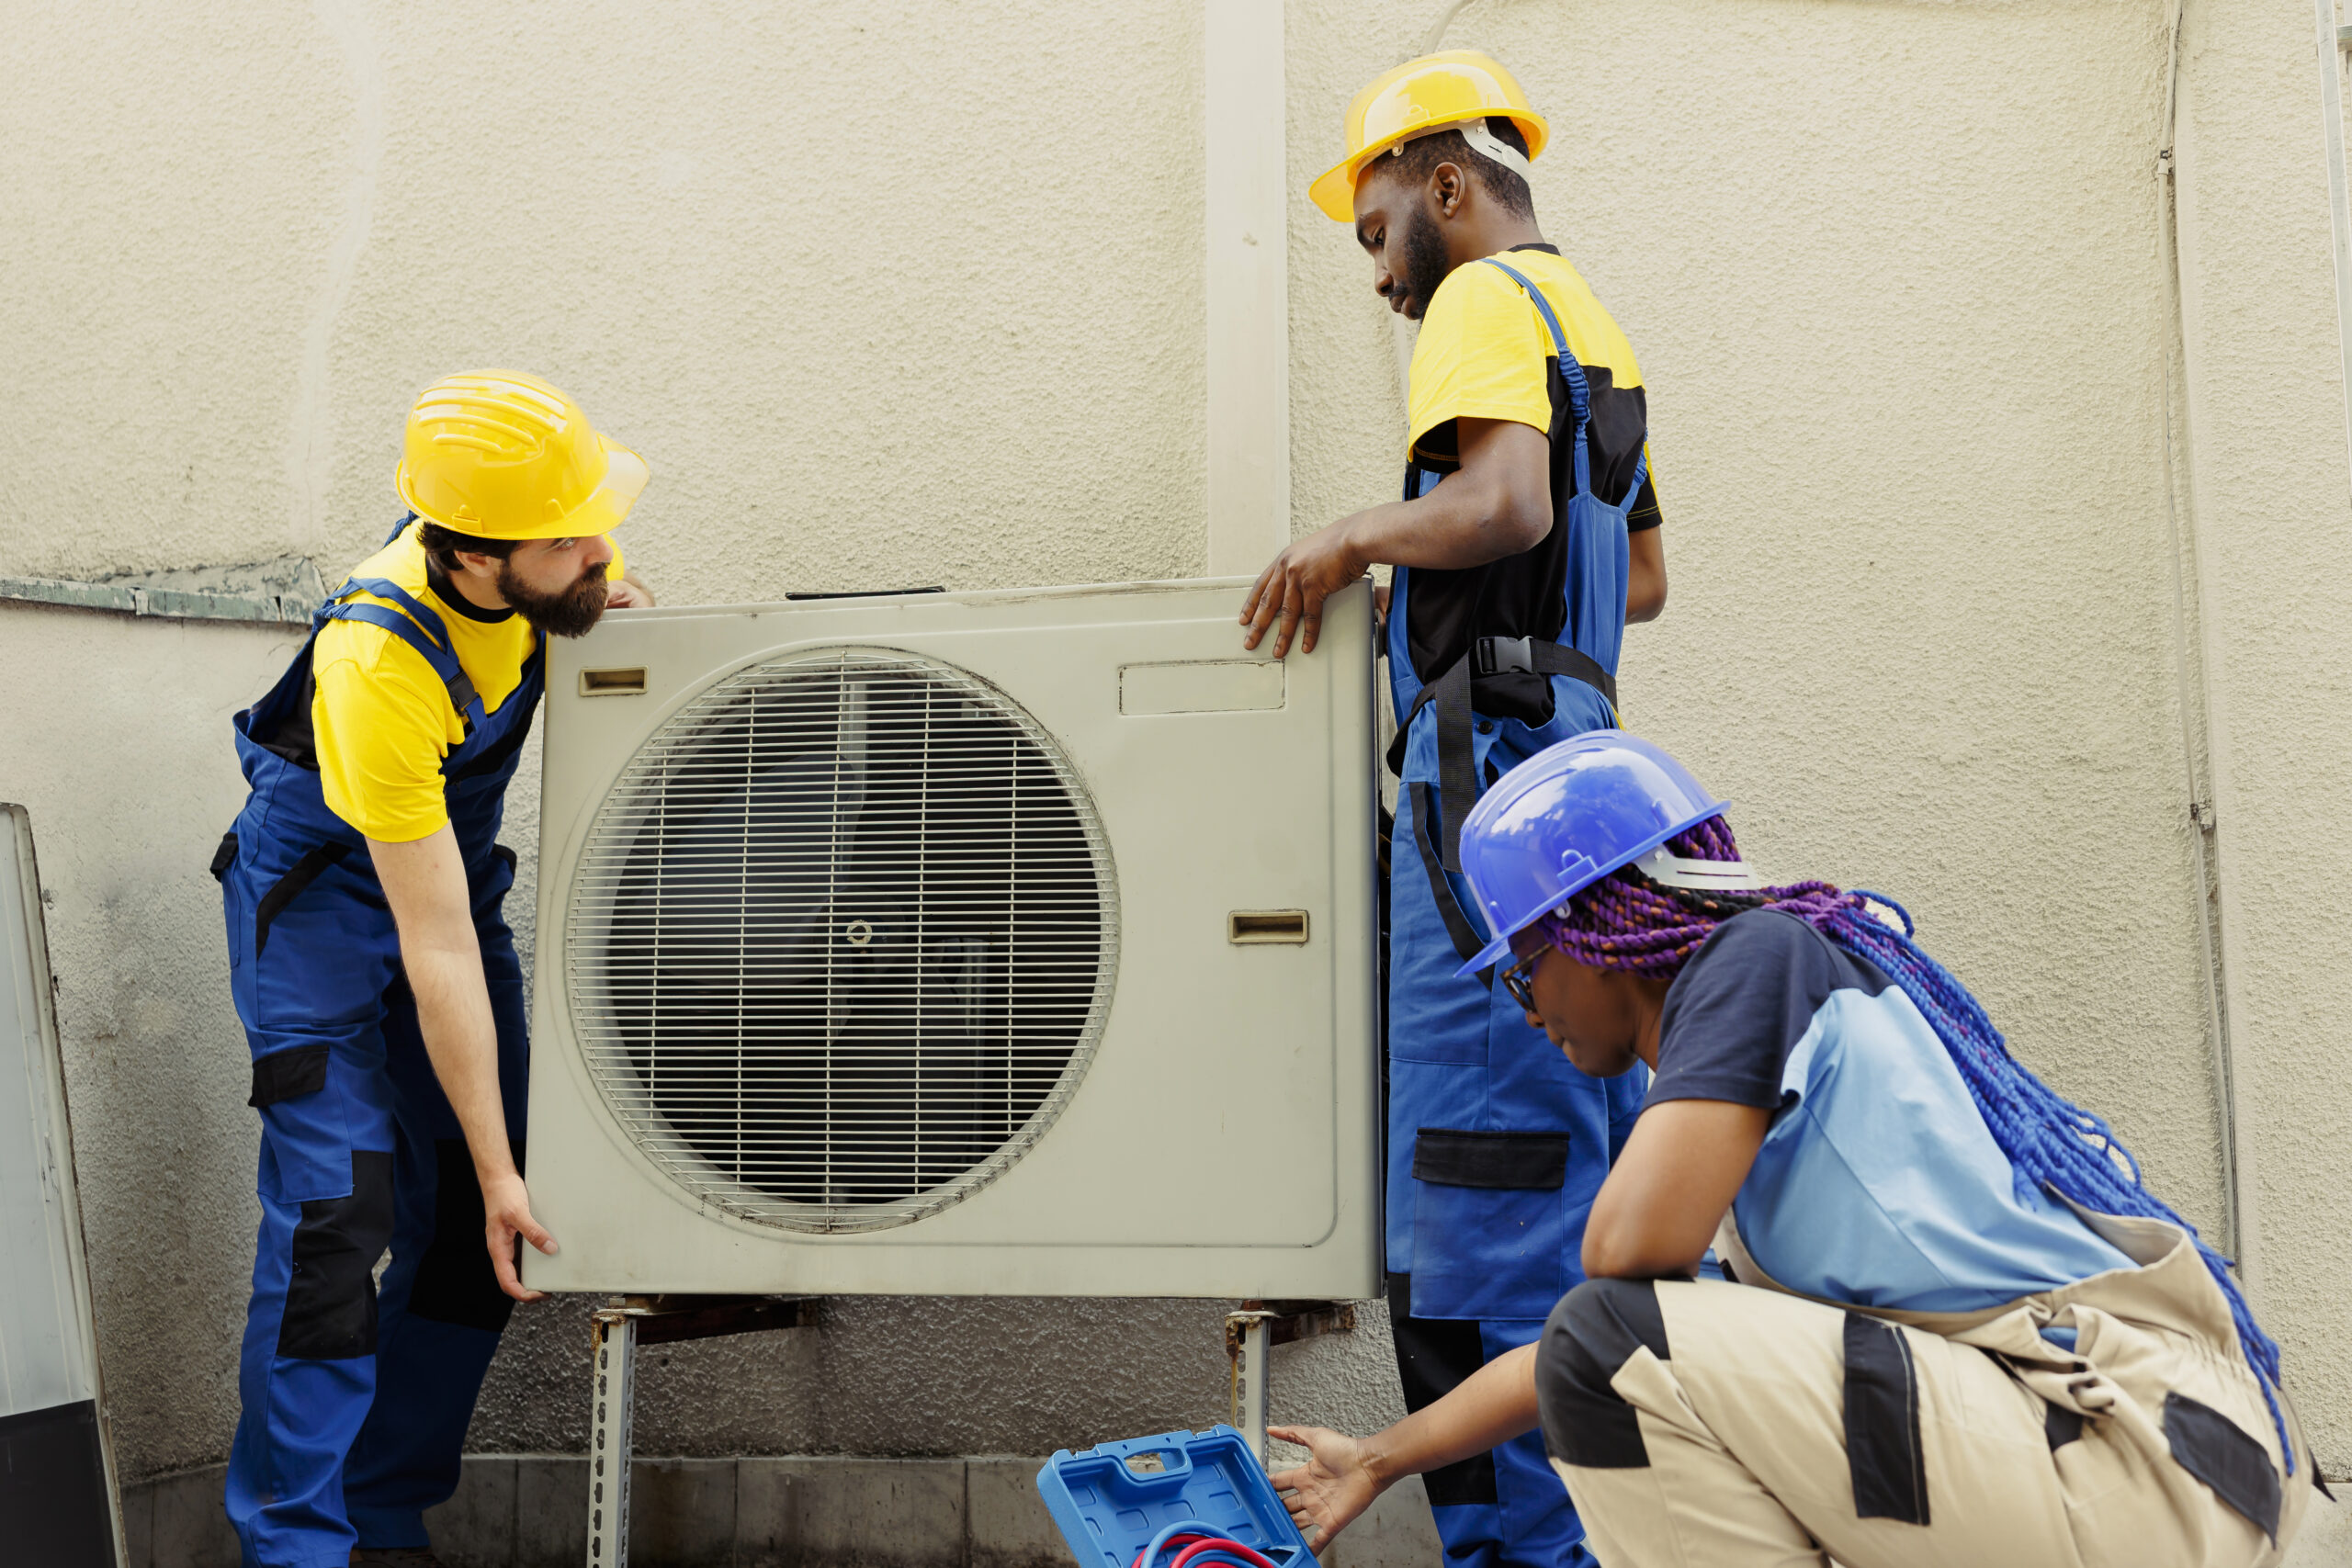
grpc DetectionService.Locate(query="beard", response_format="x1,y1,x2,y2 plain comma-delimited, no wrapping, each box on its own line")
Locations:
499,557,609,638
1393,200,1452,321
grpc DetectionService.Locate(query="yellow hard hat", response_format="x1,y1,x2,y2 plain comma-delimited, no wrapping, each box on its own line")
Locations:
1308,51,1549,223
394,369,650,541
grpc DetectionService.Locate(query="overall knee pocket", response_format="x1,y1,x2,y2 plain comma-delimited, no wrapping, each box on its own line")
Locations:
1538,1278,1668,1470
278,1151,395,1359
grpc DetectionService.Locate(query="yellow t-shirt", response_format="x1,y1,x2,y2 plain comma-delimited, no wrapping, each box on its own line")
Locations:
311,522,624,842
1406,245,1659,525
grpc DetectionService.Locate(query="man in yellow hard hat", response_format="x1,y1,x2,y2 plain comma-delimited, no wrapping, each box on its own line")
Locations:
1241,51,1668,1568
211,371,653,1565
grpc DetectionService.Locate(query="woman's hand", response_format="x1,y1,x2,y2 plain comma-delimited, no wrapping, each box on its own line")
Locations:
1267,1425,1385,1550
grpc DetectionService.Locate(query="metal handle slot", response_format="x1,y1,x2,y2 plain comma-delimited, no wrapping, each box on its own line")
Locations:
1228,909,1309,944
580,667,648,696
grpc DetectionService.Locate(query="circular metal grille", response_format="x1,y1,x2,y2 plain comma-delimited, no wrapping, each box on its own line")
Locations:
566,647,1117,1232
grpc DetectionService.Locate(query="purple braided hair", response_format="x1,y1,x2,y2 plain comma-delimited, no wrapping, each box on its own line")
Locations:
1534,812,2293,1468
1532,815,1855,977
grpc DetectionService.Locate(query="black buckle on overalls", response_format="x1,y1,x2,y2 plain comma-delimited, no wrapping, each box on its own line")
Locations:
1473,637,1535,678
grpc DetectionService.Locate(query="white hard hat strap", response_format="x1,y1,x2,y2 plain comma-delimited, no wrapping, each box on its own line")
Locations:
1630,845,1771,892
1389,116,1534,184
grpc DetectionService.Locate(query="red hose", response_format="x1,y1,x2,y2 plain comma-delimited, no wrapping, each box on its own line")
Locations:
1132,1536,1210,1568
1170,1540,1283,1568
1128,1529,1286,1568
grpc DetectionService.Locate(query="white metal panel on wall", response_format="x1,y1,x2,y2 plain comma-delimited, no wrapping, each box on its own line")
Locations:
0,804,123,1564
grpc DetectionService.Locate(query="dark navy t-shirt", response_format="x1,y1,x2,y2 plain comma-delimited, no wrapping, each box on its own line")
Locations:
1645,908,2132,1312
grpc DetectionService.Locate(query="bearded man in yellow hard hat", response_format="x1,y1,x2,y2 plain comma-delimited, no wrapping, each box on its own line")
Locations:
211,371,653,1566
1242,52,1668,1568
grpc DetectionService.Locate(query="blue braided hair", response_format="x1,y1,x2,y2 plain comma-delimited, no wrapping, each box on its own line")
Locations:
1535,814,2291,1469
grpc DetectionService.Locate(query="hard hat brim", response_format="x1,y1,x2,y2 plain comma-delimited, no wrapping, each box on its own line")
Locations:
1453,802,1725,979
394,434,650,541
1309,154,1366,223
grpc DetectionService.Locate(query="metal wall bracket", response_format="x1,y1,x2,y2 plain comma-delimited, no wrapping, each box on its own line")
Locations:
1223,1300,1356,1465
585,1295,817,1568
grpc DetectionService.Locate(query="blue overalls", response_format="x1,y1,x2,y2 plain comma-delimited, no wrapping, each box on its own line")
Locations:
1385,260,1651,1568
212,532,540,1565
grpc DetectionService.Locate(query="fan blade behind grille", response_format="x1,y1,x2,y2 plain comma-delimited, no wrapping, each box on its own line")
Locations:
568,650,1115,1233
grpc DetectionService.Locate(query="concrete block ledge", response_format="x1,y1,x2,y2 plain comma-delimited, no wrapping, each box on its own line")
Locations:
120,1454,1442,1568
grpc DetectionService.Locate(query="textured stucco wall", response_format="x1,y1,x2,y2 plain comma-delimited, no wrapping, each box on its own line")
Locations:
2,0,2345,1495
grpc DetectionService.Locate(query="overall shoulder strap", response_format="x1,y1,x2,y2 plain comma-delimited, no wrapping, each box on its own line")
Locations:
1407,782,1496,987
1482,258,1589,430
340,575,457,653
319,600,484,734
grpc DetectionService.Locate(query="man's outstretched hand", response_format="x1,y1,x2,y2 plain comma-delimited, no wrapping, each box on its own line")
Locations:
482,1169,558,1303
1267,1424,1383,1551
1240,521,1363,659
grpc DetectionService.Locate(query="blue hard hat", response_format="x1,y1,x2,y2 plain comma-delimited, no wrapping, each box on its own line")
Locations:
1453,730,1733,976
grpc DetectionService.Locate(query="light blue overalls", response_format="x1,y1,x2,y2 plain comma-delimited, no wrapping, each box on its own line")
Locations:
212,521,538,1565
1385,260,1651,1568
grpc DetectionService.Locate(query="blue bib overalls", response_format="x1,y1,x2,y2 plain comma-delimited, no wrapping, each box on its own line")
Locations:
213,537,540,1565
1385,261,1651,1568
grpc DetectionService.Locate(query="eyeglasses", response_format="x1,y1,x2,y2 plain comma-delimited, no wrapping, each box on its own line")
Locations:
1499,949,1542,1012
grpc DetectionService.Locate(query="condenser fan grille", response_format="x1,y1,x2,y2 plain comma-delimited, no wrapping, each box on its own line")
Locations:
566,648,1117,1232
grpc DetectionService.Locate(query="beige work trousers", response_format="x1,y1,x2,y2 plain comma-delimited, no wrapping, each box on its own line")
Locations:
1543,1211,2313,1568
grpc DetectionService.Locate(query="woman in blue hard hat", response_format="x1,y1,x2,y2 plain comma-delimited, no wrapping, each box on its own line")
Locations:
1271,732,2311,1566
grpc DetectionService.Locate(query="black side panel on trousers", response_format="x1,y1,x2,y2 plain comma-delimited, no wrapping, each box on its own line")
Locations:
254,841,354,958
1842,1313,1930,1525
0,1400,115,1568
279,1150,396,1359
408,1137,521,1333
1413,1129,1569,1190
1387,1273,1498,1506
248,1043,330,1108
1538,1279,1666,1471
2164,1393,2281,1540
2043,1401,2085,1451
209,829,238,881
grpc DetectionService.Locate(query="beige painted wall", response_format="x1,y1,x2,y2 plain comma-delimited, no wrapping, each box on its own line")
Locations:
3,0,2347,1494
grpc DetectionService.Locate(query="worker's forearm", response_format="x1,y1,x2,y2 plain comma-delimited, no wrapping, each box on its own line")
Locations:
1362,1343,1541,1487
401,941,519,1183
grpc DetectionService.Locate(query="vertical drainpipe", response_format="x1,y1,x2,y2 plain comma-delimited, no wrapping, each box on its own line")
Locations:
2165,0,2257,1289
2316,0,2352,503
1204,0,1291,577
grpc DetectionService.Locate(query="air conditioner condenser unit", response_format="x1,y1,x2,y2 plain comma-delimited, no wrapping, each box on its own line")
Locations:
522,578,1379,1299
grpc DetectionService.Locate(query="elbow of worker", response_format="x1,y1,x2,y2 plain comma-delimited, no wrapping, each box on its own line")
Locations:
1494,498,1553,556
1580,1230,1632,1280
1580,1227,1696,1282
1626,570,1667,624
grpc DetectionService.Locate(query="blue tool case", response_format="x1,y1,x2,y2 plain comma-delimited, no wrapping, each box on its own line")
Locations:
1035,1426,1314,1568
